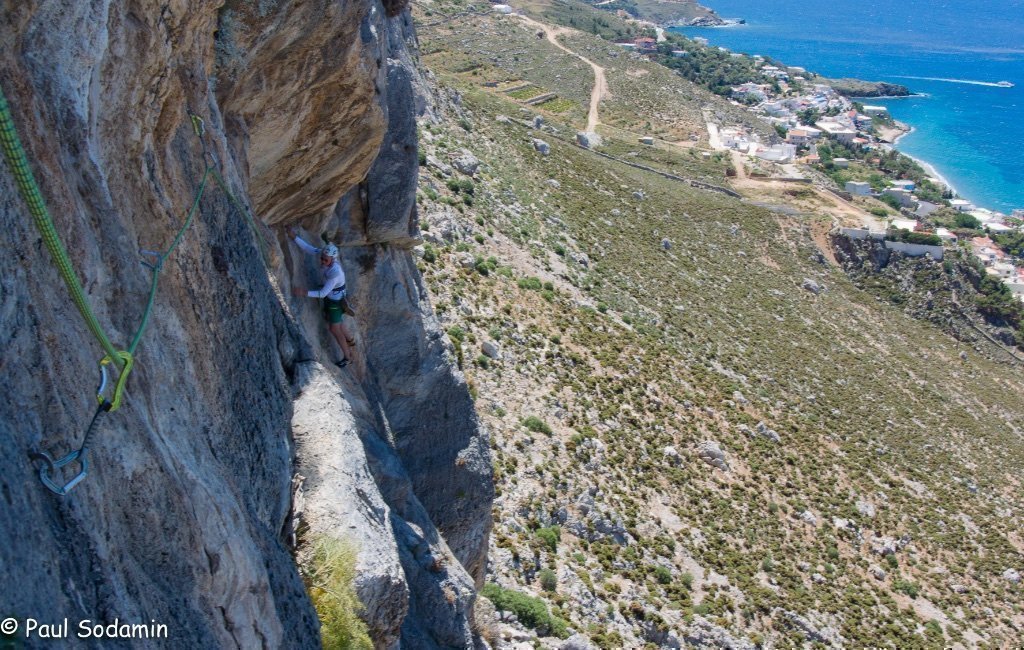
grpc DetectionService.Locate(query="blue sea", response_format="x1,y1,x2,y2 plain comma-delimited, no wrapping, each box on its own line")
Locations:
673,0,1024,213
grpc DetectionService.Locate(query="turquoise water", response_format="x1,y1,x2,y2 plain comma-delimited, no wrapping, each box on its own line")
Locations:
673,0,1024,213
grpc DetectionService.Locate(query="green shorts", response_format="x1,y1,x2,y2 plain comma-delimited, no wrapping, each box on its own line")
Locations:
322,298,344,324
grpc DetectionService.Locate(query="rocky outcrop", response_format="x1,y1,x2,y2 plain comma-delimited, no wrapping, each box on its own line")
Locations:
831,231,1022,351
1,0,490,646
825,78,912,98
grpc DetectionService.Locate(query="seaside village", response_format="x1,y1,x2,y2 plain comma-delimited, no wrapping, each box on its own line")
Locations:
679,45,1024,302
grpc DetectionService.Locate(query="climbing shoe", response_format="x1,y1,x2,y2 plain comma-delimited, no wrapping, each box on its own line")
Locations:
336,358,350,368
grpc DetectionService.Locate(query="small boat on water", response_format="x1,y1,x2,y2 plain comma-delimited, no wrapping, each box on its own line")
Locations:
996,81,1014,87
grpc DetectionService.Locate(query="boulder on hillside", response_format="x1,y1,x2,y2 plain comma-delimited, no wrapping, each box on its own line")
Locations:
802,278,822,295
696,440,728,471
481,341,502,360
532,139,550,155
576,131,602,149
425,154,453,177
451,151,480,176
560,633,598,650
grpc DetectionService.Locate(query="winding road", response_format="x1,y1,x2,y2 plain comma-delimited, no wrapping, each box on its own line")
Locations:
515,15,607,133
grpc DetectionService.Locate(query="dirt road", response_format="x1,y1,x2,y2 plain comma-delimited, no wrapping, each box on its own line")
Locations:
516,15,607,132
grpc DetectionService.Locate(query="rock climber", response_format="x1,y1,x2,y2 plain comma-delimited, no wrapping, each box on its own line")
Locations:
286,226,355,368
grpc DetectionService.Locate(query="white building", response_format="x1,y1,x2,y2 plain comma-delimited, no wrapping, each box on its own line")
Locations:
846,181,872,196
950,199,975,212
936,228,957,243
890,180,916,191
863,105,889,117
989,262,1017,279
731,83,768,102
891,218,918,232
815,120,857,144
883,188,916,208
833,157,850,169
786,126,821,145
756,143,798,163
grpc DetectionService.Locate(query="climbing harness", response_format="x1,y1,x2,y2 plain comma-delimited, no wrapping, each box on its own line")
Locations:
1,84,267,495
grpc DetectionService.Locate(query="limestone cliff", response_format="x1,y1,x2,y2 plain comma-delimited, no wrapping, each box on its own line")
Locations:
0,1,491,648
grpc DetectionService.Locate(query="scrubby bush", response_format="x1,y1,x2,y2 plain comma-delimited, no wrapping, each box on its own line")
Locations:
539,568,558,591
535,525,561,552
480,584,568,637
518,276,543,291
523,416,553,435
303,537,373,650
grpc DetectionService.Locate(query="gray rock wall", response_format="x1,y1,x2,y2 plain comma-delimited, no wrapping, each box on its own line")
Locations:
0,1,491,647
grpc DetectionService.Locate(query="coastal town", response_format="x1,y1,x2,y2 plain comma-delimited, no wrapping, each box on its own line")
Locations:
612,31,1024,302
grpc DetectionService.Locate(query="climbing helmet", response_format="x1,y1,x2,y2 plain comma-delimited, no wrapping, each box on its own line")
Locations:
321,243,340,260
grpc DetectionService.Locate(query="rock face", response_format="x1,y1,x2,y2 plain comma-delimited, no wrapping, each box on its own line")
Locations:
0,0,490,646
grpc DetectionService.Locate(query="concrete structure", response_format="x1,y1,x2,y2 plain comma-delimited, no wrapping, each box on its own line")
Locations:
936,228,957,243
885,241,944,260
883,188,916,208
639,136,654,145
890,180,916,191
816,120,857,144
891,218,918,232
492,4,515,14
989,262,1017,279
671,50,688,57
987,223,1014,234
971,237,1002,266
634,37,657,52
863,105,889,117
846,181,872,196
833,157,849,169
731,83,768,102
951,199,976,212
786,126,821,145
756,143,797,163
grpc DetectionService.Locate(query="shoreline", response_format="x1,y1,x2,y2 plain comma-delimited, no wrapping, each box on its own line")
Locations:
906,151,961,199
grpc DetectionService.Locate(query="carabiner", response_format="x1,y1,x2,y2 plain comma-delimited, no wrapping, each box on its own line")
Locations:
29,448,88,496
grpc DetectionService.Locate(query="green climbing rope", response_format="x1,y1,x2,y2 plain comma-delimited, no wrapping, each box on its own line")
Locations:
0,85,124,370
2,82,269,494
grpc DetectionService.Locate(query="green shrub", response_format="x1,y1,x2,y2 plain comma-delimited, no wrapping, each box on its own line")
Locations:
480,584,567,637
539,568,558,591
654,566,673,584
894,579,920,599
681,572,694,589
523,416,553,435
447,326,465,344
518,276,543,291
422,244,437,264
535,526,561,552
303,537,373,650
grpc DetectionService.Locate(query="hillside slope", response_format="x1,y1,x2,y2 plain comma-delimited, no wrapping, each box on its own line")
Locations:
415,7,1024,648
